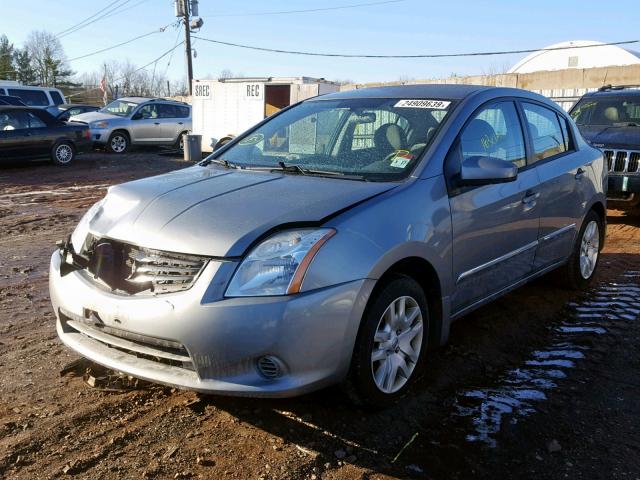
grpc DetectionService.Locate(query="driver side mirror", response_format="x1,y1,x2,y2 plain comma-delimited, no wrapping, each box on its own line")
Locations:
132,112,142,120
459,156,518,186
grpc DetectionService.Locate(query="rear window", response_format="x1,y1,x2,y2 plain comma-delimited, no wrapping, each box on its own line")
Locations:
8,89,49,107
49,91,64,105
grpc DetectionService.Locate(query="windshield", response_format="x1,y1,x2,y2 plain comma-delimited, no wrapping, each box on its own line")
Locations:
99,99,139,117
214,97,452,180
570,96,640,126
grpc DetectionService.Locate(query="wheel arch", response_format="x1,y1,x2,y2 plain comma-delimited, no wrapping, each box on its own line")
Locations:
373,256,445,348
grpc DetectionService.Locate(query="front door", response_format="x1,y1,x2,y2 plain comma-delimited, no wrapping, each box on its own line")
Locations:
130,104,163,143
448,100,541,313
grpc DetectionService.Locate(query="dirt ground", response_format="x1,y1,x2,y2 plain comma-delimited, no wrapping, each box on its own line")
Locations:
1,151,639,480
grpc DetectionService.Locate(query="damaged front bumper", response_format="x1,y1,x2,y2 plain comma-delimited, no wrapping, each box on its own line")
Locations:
49,250,374,397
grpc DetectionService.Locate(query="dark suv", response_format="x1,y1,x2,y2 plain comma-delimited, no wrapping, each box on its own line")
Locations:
570,85,640,212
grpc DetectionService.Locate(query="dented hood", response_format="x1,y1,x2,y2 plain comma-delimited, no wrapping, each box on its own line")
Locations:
85,165,396,257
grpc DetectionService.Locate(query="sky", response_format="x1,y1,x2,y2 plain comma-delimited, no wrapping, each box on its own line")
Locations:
1,0,639,84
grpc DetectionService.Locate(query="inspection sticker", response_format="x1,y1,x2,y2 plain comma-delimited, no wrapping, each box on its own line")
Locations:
389,150,414,168
394,99,451,109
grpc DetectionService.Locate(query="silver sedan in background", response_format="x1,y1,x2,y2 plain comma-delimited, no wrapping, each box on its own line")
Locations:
70,97,191,153
50,85,606,408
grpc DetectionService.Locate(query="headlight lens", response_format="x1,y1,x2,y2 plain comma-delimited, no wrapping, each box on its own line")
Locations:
70,198,105,253
225,228,336,297
90,120,109,129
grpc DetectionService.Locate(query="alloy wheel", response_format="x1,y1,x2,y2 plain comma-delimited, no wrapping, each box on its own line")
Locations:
55,144,73,164
579,220,600,279
370,295,424,394
111,135,127,153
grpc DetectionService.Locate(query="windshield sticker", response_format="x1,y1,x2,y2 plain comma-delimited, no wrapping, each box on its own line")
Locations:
395,99,451,109
238,133,264,146
389,150,414,168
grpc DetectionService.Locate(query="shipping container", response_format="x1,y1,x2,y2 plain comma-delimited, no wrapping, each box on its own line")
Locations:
191,77,339,152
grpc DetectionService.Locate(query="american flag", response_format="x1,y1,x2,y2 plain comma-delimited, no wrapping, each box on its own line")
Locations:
99,75,107,105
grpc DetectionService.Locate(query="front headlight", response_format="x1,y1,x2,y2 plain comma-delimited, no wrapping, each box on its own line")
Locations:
90,120,109,129
225,228,336,297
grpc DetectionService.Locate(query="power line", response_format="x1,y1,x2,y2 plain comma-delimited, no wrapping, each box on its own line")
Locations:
67,41,185,98
56,0,123,36
58,0,133,39
192,36,640,59
201,0,406,17
67,23,176,62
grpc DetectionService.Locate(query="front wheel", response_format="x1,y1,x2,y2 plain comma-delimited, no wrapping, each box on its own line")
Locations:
561,210,603,289
107,131,129,154
51,141,75,166
345,276,428,409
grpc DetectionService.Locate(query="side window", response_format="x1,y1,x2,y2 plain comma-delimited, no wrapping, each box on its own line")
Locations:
137,104,158,119
460,101,526,169
0,111,29,130
49,91,64,105
557,114,573,151
8,89,49,106
157,104,177,118
522,103,567,162
177,106,190,118
26,112,47,128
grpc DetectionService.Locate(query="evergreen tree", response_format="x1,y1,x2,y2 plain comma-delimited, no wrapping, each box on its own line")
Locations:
0,35,16,80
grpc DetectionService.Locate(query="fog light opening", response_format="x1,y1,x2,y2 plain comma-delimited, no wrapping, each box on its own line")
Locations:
257,355,284,379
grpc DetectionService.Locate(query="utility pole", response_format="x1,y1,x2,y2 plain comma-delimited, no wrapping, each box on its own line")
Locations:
182,0,193,95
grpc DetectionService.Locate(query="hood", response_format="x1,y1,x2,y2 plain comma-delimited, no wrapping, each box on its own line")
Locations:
577,125,640,150
85,166,396,257
69,110,123,124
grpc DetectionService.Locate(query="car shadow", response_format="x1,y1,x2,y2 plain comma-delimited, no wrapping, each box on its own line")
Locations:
180,251,640,479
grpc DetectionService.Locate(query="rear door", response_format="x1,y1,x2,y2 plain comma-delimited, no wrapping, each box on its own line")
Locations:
156,104,187,142
448,100,541,313
520,101,586,270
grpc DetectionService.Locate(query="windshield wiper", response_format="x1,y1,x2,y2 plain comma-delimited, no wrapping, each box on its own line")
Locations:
270,161,366,180
200,158,239,169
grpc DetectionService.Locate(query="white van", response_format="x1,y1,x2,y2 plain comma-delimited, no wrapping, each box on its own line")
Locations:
0,82,66,115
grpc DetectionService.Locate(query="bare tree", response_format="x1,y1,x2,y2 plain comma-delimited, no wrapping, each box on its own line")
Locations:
24,30,74,87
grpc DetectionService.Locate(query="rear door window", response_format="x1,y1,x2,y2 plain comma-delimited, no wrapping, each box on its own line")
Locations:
459,101,527,169
157,104,178,118
522,103,567,162
8,89,49,107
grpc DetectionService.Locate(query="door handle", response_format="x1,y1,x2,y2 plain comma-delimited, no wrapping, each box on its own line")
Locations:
23,132,32,136
522,190,540,204
154,122,160,125
575,167,586,180
178,122,183,125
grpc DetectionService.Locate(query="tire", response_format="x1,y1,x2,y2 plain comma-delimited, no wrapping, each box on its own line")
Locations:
51,141,75,166
175,131,188,151
345,276,429,409
561,210,603,290
107,131,129,154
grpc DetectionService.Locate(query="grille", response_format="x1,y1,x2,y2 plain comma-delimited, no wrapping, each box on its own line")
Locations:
60,308,195,371
604,149,640,174
79,235,208,295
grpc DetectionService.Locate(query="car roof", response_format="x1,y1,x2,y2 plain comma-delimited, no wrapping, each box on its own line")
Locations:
583,87,640,98
59,103,97,108
0,105,38,111
116,96,188,105
311,84,494,101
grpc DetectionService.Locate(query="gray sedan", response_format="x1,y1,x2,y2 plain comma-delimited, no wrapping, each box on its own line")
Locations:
50,85,606,407
70,97,191,153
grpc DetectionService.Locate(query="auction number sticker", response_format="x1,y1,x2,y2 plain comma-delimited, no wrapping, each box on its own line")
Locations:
395,99,451,109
